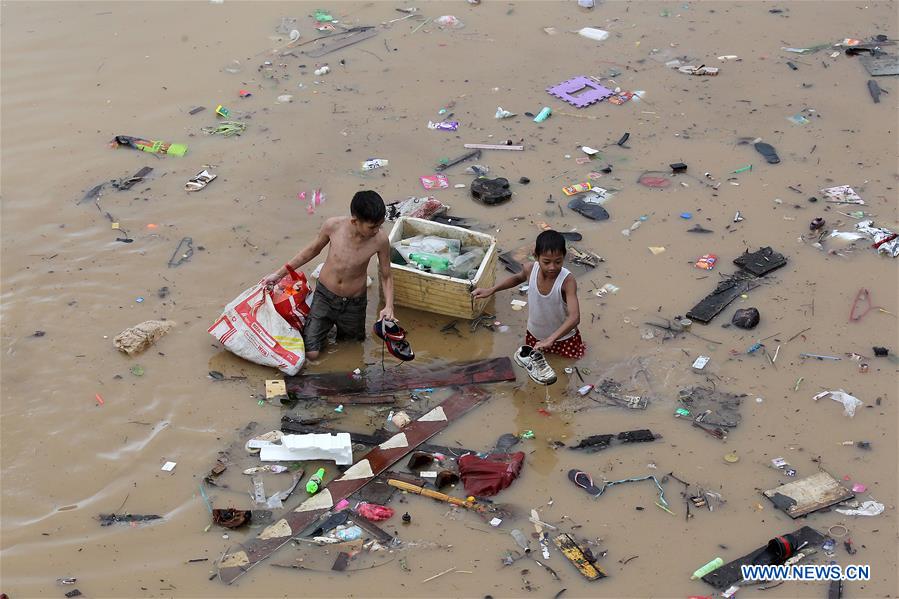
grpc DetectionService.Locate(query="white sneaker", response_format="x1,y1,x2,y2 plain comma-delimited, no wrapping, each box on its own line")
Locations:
513,346,557,385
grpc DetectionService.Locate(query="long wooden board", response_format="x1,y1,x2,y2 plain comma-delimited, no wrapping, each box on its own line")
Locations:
217,386,490,584
285,357,515,399
702,526,825,589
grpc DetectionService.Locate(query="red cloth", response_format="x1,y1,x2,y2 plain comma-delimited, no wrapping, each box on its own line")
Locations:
458,452,525,497
526,329,587,359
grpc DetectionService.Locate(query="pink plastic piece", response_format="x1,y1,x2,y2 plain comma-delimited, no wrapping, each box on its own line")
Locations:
356,502,395,521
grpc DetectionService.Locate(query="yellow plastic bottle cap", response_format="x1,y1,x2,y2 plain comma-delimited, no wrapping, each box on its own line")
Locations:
724,452,739,464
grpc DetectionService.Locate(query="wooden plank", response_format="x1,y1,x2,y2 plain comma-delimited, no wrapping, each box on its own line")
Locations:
322,394,397,405
285,357,515,399
762,471,853,518
859,53,899,76
464,143,524,151
553,533,607,581
347,508,395,544
217,386,491,584
303,27,378,58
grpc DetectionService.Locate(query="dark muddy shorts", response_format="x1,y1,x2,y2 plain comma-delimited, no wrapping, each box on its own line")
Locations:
303,281,367,352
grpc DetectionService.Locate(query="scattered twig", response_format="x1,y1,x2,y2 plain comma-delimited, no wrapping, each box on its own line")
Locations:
422,566,456,583
787,327,811,342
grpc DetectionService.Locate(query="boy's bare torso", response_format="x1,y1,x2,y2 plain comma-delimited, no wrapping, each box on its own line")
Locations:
318,217,386,298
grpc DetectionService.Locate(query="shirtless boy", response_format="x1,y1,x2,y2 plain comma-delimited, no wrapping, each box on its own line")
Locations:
263,190,394,360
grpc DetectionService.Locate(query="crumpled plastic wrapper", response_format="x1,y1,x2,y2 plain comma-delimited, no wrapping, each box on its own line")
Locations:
813,389,863,417
835,500,884,517
856,220,899,257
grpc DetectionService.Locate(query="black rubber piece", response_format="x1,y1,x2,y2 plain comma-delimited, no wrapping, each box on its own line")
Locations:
471,177,512,205
754,142,780,164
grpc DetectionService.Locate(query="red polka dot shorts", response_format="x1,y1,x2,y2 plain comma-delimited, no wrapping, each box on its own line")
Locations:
525,329,587,359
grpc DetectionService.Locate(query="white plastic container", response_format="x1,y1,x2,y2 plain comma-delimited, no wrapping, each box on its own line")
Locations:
578,27,609,41
578,0,595,7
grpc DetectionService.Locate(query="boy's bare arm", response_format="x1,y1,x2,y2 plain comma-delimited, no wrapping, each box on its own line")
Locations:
376,234,395,321
471,263,530,299
262,220,333,286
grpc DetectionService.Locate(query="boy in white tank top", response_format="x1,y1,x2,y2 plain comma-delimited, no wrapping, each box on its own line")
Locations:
472,231,586,384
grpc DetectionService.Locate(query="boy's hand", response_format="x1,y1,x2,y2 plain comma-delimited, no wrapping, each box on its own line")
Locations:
378,306,395,322
471,287,493,300
533,339,554,352
261,271,282,289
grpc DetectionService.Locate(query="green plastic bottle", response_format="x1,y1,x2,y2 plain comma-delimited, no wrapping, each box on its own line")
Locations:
691,557,724,579
306,467,325,495
409,252,451,271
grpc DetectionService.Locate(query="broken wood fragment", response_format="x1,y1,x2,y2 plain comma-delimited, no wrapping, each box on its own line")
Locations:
553,533,607,581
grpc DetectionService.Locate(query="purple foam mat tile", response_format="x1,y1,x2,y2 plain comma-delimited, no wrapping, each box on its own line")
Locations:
546,76,613,108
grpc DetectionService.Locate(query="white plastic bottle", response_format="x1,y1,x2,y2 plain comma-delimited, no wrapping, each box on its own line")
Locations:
578,27,609,41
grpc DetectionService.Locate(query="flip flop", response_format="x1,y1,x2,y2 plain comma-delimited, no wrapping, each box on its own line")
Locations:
559,231,583,242
568,197,610,221
754,142,780,164
185,169,217,192
568,469,603,496
373,318,406,342
373,319,415,361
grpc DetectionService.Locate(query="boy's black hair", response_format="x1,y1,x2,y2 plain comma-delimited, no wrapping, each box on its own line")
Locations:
350,190,386,223
535,230,567,256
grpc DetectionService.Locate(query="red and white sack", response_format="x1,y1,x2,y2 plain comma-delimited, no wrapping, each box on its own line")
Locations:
208,284,305,375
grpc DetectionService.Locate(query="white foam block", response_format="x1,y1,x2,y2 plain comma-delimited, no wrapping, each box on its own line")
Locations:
260,433,353,465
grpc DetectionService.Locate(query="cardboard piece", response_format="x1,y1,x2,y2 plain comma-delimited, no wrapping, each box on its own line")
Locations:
762,471,854,518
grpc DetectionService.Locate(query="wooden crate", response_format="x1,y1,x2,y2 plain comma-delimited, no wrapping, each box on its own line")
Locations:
388,217,497,319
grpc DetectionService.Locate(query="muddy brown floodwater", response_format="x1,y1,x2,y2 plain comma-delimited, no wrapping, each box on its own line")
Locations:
2,1,897,598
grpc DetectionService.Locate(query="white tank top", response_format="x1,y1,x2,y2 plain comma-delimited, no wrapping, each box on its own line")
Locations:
527,266,574,341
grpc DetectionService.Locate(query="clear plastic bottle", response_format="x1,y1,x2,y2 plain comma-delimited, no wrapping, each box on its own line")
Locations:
510,529,531,553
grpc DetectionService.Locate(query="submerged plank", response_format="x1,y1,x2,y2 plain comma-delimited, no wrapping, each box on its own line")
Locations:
285,357,515,398
702,526,826,589
217,386,490,584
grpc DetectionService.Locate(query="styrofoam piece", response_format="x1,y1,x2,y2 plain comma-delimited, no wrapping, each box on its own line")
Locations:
261,433,353,465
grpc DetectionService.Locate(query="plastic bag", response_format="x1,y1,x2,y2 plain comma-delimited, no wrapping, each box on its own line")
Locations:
335,526,362,541
208,284,306,375
400,235,461,255
459,452,525,497
434,15,464,29
356,503,395,521
271,265,312,332
835,500,884,517
813,389,863,417
451,247,485,278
